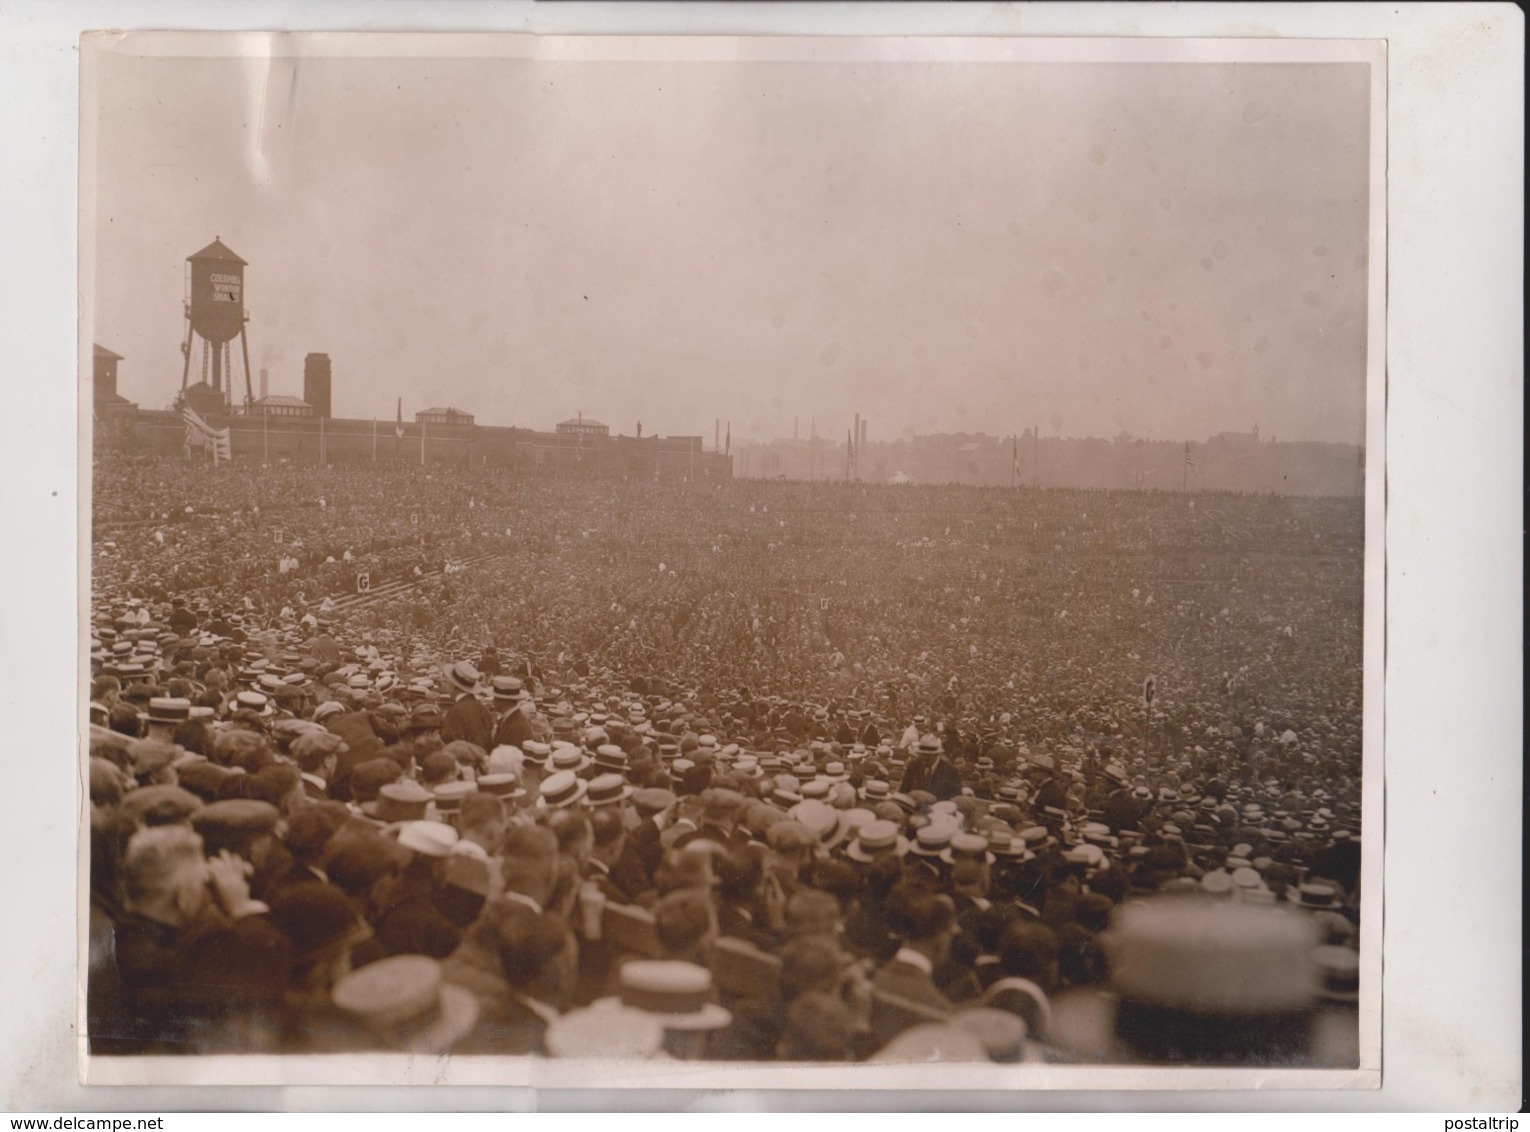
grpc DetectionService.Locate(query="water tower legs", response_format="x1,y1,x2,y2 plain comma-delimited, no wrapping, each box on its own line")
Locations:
238,328,254,411
179,322,194,392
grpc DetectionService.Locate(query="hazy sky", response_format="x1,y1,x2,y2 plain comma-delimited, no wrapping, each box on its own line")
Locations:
89,44,1373,444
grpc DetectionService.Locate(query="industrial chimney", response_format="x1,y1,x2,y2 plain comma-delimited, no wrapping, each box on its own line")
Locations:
303,353,332,418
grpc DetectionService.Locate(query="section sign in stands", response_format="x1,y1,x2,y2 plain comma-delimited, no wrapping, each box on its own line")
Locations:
355,572,371,594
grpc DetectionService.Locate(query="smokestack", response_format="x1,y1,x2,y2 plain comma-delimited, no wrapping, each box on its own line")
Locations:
860,418,868,449
259,367,268,401
794,416,799,441
303,354,332,419
715,419,720,453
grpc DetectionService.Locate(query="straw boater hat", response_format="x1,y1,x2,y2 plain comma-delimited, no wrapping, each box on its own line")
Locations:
433,780,477,816
941,831,996,867
537,770,588,810
395,820,459,858
1080,822,1118,849
363,780,434,824
984,827,1035,861
332,954,479,1055
788,799,850,853
606,961,732,1031
234,690,273,718
1017,825,1054,853
544,1002,666,1059
1296,882,1342,910
910,823,956,859
1093,898,1322,1062
442,661,483,696
544,744,592,775
587,773,636,807
845,818,910,863
834,806,871,837
145,697,192,727
490,675,530,704
477,773,527,801
592,745,630,776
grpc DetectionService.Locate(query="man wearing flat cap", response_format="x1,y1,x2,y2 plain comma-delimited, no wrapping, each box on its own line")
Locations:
291,730,348,802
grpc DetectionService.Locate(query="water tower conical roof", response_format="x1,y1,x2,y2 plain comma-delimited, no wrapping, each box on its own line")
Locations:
187,237,247,265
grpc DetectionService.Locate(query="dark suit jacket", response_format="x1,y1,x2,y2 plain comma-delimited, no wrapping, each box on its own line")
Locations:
601,844,650,904
899,756,961,800
874,955,955,1014
1034,777,1070,813
492,707,538,750
259,861,330,903
114,908,293,1049
629,818,666,877
375,894,464,960
871,954,955,1049
717,901,776,951
1103,788,1151,833
927,757,963,800
442,695,494,751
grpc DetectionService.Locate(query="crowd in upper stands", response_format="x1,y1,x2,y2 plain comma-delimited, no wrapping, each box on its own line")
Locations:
86,453,1364,1064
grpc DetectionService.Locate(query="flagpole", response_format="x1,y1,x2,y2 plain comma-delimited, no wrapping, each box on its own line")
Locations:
1183,442,1189,493
263,406,268,465
372,417,378,463
420,417,426,466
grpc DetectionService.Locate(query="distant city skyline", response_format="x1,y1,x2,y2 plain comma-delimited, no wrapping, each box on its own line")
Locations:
88,39,1374,446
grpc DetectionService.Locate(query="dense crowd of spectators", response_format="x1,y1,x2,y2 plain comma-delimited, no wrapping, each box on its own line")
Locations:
86,454,1364,1065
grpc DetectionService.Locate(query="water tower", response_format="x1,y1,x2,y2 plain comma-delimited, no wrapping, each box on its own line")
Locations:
179,237,254,412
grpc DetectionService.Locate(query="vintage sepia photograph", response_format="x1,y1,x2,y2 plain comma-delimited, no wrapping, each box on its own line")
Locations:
79,32,1384,1086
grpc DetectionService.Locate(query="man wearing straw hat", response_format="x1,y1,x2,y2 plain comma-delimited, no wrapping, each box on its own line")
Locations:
441,660,493,752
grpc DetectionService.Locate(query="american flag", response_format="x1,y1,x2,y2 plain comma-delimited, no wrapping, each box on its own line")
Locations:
182,406,231,463
1184,442,1197,470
